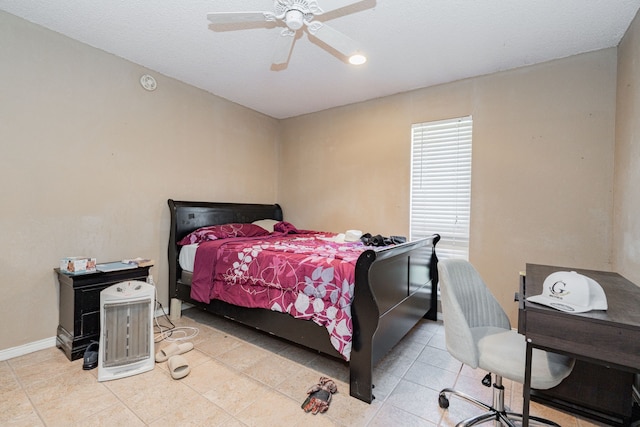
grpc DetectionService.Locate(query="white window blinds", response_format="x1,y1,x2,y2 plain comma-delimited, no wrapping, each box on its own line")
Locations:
410,116,472,260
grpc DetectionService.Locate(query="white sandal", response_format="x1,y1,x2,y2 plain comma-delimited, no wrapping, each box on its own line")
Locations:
155,342,194,363
168,355,190,380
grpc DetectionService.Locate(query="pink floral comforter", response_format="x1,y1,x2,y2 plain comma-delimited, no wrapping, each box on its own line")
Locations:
190,233,367,360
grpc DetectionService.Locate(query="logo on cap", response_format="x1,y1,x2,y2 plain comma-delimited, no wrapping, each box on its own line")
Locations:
548,280,570,299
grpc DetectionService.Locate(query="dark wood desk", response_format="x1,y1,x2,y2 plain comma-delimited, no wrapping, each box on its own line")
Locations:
519,264,640,426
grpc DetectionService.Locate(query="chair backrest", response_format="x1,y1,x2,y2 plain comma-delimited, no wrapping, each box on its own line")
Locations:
438,259,511,368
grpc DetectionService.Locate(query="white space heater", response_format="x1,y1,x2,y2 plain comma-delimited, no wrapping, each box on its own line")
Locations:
98,281,155,382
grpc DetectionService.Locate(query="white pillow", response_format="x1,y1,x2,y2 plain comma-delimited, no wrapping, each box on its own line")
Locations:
251,219,279,233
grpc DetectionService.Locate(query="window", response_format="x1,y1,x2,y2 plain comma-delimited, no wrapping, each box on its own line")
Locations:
410,116,472,260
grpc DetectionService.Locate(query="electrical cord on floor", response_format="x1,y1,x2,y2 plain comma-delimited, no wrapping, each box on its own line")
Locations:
153,297,199,344
149,276,200,343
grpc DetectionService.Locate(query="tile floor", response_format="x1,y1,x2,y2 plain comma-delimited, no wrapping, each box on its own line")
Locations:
0,308,617,426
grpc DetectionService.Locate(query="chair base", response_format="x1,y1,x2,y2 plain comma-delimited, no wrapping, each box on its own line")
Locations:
439,384,561,427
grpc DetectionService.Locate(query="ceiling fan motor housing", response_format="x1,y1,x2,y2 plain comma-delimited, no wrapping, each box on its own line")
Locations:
276,0,316,30
285,10,305,30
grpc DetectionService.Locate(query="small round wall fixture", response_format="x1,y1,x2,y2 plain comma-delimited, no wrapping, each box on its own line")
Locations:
140,74,157,91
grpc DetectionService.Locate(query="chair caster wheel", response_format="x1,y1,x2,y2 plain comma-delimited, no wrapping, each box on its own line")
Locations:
438,394,449,409
482,373,492,387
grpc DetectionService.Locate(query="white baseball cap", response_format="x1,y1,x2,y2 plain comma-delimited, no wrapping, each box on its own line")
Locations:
526,271,608,313
344,230,363,242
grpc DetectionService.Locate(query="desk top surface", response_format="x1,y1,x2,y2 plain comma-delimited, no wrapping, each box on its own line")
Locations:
525,263,640,328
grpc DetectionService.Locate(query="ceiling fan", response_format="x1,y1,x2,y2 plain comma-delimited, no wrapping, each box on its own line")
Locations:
207,0,368,66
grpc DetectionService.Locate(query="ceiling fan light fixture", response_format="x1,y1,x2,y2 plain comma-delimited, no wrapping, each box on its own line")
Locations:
349,53,367,65
285,10,305,30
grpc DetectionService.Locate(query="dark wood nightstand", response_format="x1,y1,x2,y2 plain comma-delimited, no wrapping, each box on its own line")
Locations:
55,264,152,361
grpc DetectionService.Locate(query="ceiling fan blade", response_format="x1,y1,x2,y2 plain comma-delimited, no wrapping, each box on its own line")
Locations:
272,29,296,65
307,22,359,57
310,0,366,15
207,11,274,25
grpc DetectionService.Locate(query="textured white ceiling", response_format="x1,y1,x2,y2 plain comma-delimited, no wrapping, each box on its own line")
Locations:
2,0,639,119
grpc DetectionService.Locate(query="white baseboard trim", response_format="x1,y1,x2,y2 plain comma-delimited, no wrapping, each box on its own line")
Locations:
0,336,57,361
1,308,179,362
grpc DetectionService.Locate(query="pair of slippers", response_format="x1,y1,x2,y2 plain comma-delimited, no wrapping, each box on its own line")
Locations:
155,342,193,380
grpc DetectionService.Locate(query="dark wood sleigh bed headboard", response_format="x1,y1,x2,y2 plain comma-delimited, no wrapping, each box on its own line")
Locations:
167,199,283,299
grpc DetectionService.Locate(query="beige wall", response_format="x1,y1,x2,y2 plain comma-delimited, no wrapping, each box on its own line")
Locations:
614,10,640,285
1,7,636,352
0,12,280,351
280,49,618,323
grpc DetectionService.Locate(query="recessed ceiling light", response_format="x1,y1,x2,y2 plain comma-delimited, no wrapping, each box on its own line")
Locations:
349,54,367,65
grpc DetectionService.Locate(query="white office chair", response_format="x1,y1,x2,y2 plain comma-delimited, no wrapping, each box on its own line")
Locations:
437,259,574,426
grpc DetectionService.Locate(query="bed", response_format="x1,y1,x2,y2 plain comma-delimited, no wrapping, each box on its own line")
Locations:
167,199,440,403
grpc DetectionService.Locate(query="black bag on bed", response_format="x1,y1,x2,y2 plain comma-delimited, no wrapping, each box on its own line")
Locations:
361,233,406,247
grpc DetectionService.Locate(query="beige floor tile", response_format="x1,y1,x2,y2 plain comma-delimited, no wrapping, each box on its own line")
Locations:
275,342,322,365
181,358,230,394
438,392,512,427
0,361,20,393
294,412,341,427
201,367,268,415
236,390,308,427
146,393,231,427
243,352,302,387
102,366,167,400
384,379,444,424
103,367,196,424
275,364,328,402
404,360,459,393
368,403,436,427
448,372,497,406
305,354,350,384
528,400,580,427
321,390,383,427
0,387,43,426
402,325,437,346
195,329,244,358
2,412,44,427
215,341,271,371
211,417,248,427
368,369,402,401
25,374,119,427
386,336,427,360
126,380,208,425
73,402,145,427
415,345,462,373
373,352,415,379
425,333,447,350
8,347,81,388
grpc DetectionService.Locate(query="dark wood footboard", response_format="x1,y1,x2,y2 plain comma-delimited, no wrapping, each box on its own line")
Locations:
349,235,439,402
167,199,439,403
